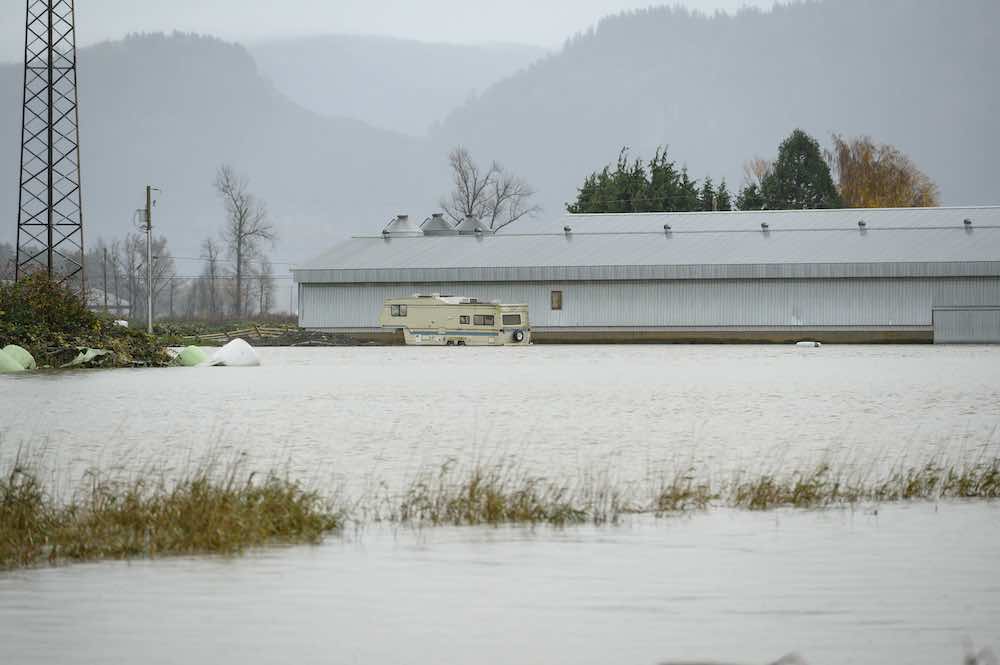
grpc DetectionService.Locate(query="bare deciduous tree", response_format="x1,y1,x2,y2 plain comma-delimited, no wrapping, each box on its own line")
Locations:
440,147,540,231
258,257,275,316
200,237,223,320
742,157,772,189
215,165,275,318
0,242,15,281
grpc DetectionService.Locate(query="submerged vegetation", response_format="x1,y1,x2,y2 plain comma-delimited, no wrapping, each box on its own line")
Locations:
1,456,341,570
0,274,169,368
2,452,998,570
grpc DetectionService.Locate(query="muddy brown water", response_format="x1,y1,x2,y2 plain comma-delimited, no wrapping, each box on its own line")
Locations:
1,345,999,663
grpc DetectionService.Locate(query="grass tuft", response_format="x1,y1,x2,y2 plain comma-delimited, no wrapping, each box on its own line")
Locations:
1,458,341,570
396,463,587,527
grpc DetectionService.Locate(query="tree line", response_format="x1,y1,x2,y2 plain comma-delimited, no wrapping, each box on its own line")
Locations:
566,130,940,214
2,164,280,325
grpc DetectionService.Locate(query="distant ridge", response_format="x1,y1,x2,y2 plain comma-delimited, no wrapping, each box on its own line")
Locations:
250,34,547,137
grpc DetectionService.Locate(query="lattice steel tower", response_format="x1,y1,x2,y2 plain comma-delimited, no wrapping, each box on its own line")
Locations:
15,0,85,288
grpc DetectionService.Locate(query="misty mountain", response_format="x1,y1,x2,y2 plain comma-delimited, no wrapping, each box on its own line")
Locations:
1,1,997,267
0,33,433,260
250,35,546,137
433,0,1000,214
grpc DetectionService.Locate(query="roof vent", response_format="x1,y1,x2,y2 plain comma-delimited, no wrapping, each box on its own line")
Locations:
422,213,459,236
761,222,769,231
382,214,424,237
456,215,492,235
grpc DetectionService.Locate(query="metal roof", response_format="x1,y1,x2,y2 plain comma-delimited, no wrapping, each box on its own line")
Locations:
294,207,1000,284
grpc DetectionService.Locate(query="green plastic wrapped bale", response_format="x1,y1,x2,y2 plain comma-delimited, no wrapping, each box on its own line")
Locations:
0,349,25,373
175,345,210,367
2,345,37,370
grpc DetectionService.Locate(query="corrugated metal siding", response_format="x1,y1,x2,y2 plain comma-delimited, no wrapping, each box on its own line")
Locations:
933,307,1000,343
300,277,1000,329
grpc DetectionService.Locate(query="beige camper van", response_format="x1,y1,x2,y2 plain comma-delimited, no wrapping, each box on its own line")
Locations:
379,295,531,346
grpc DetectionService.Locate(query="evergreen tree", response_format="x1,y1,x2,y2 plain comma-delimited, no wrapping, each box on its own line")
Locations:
715,179,733,211
736,183,765,210
646,147,682,211
678,168,700,211
566,146,720,214
699,177,716,211
760,129,841,209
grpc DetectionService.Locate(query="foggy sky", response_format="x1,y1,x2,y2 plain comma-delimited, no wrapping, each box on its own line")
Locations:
0,0,775,61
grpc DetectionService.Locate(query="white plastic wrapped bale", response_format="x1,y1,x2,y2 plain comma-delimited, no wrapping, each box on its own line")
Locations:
204,338,260,367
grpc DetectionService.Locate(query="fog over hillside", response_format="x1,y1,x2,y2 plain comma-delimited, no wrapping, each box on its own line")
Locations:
251,36,547,137
0,34,434,259
1,0,997,264
434,0,999,215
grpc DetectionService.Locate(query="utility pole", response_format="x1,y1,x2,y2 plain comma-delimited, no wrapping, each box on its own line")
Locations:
144,185,160,334
103,247,108,312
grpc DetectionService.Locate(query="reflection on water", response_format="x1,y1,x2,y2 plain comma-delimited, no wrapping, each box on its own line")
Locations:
2,345,999,663
1,504,998,665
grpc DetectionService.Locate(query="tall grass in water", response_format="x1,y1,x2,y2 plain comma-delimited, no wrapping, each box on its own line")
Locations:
1,455,341,570
394,462,588,526
723,457,1000,511
3,451,999,570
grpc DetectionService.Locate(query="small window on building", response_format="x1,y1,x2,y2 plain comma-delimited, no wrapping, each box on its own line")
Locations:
473,314,495,326
551,291,563,310
391,304,408,317
502,314,521,326
460,315,470,325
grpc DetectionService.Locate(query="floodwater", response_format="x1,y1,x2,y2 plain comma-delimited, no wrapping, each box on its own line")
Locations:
2,345,1000,664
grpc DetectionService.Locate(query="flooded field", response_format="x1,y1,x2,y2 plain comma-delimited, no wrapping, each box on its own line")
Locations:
2,345,999,490
2,345,999,663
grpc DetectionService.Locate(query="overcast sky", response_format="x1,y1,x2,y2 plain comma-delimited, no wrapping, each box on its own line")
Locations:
0,0,776,61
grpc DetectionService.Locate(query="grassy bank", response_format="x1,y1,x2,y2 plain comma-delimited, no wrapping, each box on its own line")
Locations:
0,275,169,368
1,457,341,570
3,454,998,570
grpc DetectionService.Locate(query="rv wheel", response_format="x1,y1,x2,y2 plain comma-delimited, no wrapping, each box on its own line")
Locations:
512,330,525,343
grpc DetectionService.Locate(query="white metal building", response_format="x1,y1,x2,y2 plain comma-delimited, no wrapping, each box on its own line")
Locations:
291,207,1000,344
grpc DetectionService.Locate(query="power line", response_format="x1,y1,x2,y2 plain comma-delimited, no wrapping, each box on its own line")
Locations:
170,255,296,265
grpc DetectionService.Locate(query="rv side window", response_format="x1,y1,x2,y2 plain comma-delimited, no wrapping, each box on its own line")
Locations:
391,304,408,317
473,314,495,326
460,315,470,325
502,314,521,326
551,291,563,310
